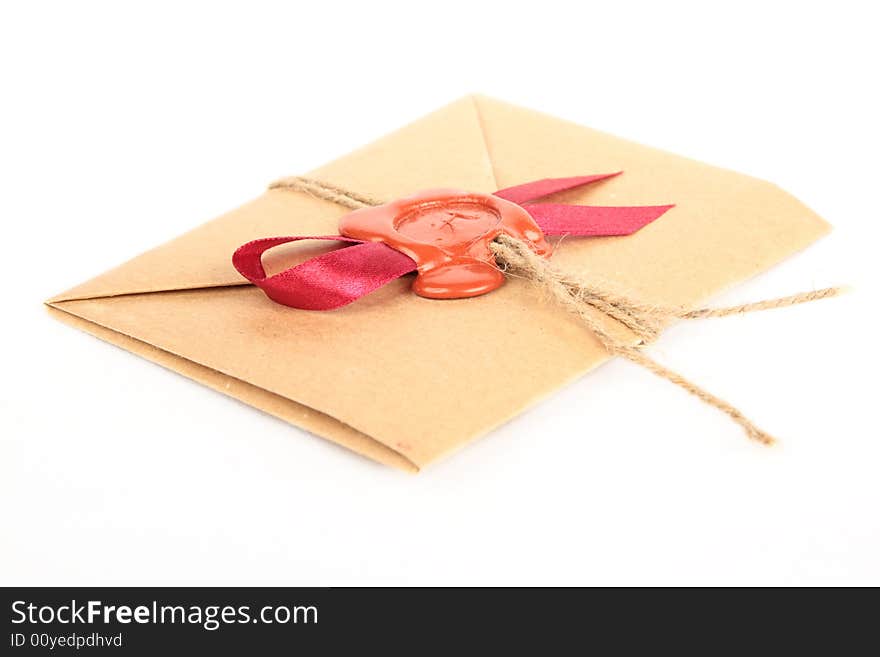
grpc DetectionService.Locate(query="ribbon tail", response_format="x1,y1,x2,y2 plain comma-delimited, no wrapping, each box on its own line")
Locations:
526,203,674,236
233,236,416,310
493,172,621,205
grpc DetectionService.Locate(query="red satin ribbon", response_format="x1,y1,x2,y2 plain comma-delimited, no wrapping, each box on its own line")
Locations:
526,203,674,236
232,236,416,310
493,172,622,205
233,173,672,310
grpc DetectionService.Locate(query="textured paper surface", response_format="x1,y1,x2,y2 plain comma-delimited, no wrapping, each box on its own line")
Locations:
48,96,830,471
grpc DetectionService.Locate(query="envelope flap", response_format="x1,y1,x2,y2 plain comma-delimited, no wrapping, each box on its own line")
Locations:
473,95,831,307
50,97,498,303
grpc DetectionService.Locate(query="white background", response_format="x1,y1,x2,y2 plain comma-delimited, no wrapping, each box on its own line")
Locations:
2,1,878,586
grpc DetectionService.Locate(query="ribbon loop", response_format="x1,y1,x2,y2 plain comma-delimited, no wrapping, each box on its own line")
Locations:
233,236,416,310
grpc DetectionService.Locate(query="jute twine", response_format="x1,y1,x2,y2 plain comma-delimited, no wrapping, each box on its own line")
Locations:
269,176,382,209
270,175,844,445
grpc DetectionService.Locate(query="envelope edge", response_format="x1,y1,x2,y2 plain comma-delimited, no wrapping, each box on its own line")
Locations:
45,303,420,473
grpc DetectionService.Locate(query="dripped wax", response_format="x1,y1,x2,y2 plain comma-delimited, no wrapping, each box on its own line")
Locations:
339,189,549,299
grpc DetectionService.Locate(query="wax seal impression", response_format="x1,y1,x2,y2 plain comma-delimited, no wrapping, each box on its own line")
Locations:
339,189,550,299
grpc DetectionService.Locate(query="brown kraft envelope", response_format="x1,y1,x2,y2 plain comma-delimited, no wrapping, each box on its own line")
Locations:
47,95,830,472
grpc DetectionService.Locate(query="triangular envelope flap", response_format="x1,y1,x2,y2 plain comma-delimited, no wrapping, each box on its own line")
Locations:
474,96,831,307
51,97,497,303
309,96,498,200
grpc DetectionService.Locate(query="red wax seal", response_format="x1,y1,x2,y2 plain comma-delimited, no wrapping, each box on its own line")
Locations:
339,189,550,299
